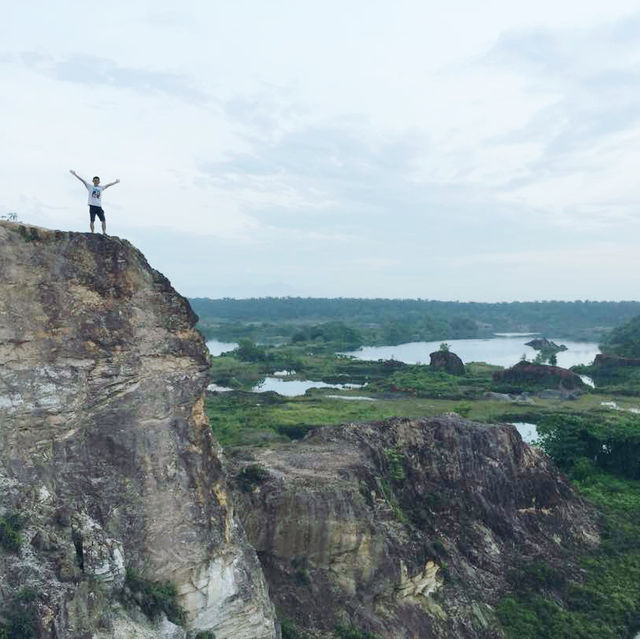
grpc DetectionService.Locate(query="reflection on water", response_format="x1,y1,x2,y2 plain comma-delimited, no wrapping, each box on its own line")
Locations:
343,337,600,369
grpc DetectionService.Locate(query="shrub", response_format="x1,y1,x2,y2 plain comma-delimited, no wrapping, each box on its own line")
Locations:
334,622,381,639
280,618,310,639
0,512,25,552
385,448,405,481
125,568,185,625
237,464,269,492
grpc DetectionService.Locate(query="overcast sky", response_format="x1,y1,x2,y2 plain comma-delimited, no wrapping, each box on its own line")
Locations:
2,1,640,301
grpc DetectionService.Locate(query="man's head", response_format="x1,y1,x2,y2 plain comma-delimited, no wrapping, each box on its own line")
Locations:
92,176,100,185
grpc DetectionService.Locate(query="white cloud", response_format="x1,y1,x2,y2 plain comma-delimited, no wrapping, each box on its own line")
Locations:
2,2,640,300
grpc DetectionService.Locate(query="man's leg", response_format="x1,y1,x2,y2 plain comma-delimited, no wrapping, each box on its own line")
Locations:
90,207,95,232
99,209,107,235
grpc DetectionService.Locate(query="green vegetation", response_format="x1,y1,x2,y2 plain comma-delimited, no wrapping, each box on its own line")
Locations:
537,413,640,479
237,464,270,491
496,409,640,639
194,632,216,639
192,297,640,345
334,622,381,639
574,360,640,396
385,447,406,481
280,618,311,639
125,568,185,625
202,309,640,637
0,512,25,553
600,314,640,357
368,362,498,398
0,587,39,638
497,470,640,638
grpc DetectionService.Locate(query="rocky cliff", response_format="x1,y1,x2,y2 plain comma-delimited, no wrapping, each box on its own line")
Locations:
229,415,598,638
0,222,278,638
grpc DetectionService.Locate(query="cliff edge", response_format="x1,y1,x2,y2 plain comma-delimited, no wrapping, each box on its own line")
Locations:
0,222,278,638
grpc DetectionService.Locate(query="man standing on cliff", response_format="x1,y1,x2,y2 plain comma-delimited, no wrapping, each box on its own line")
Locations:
69,170,120,234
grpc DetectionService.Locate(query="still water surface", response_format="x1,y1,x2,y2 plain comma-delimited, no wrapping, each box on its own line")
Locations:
206,340,238,356
343,337,600,368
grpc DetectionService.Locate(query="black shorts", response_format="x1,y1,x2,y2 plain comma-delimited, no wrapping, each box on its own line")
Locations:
89,205,105,222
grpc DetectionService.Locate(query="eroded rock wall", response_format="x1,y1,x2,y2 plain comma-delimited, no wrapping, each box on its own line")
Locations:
229,415,598,638
0,222,277,638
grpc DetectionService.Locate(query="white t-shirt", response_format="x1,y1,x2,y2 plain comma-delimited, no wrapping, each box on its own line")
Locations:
86,184,104,207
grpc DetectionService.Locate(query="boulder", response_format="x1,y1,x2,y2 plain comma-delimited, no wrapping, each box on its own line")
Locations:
429,350,465,375
493,361,586,391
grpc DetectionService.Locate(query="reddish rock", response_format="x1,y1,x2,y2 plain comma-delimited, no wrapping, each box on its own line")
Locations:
429,350,465,375
493,361,586,390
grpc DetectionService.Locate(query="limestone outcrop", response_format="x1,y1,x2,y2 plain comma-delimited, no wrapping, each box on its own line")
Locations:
0,222,278,637
229,416,598,638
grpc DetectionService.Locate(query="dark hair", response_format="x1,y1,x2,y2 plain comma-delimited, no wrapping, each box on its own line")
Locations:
93,176,100,181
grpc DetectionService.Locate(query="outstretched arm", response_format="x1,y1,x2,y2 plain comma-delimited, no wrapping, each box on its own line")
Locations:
103,178,121,189
69,170,88,186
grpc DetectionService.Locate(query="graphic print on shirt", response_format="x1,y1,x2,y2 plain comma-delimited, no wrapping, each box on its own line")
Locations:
92,189,101,200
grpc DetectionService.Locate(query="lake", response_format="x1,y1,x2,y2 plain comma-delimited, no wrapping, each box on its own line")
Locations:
206,339,239,356
253,377,361,396
343,336,600,368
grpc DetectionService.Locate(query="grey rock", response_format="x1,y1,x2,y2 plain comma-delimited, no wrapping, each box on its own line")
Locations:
0,222,277,638
229,415,599,638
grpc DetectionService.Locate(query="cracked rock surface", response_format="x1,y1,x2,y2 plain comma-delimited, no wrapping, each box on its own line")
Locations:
229,415,599,638
0,222,278,638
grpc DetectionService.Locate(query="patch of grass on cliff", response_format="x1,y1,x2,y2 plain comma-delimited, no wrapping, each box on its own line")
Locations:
125,568,186,625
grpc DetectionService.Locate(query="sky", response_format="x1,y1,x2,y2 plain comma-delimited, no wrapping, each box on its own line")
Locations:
2,1,640,301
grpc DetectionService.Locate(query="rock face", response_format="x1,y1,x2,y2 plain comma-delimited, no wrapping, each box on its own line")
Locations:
0,222,278,638
429,350,465,375
229,416,598,638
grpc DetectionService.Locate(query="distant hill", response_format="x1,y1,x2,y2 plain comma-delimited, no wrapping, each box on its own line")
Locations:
190,297,640,344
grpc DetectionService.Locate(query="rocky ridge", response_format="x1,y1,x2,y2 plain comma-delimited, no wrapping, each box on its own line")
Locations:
229,415,598,638
0,222,278,638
